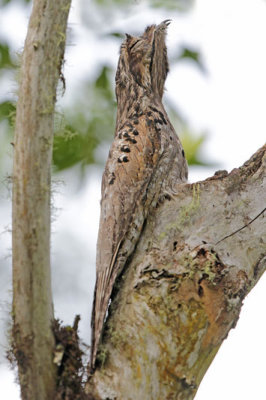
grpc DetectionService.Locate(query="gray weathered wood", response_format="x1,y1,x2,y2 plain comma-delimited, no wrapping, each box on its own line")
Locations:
87,145,265,400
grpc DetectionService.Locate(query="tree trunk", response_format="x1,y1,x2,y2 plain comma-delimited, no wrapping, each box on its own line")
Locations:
87,145,265,399
12,1,71,399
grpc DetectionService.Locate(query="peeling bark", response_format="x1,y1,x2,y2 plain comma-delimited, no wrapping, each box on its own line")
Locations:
87,145,265,399
12,1,71,399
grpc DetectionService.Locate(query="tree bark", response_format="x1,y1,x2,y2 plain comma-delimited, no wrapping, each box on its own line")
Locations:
12,1,71,399
87,145,266,399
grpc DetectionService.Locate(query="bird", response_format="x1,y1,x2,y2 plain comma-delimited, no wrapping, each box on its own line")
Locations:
90,20,188,370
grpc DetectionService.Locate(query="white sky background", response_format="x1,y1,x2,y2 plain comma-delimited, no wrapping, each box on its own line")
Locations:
0,0,265,398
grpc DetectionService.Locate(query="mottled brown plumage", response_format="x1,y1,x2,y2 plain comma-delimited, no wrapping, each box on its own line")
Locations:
90,21,188,369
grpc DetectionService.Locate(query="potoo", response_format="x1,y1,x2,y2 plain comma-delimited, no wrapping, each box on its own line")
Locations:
91,20,188,369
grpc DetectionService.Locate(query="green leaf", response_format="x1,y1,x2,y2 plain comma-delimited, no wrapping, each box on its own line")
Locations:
53,125,100,171
0,100,16,125
176,46,206,74
95,66,111,90
0,0,11,5
107,32,124,39
165,100,213,167
0,43,15,69
53,65,117,172
181,129,213,167
93,0,194,11
149,0,194,11
0,0,31,7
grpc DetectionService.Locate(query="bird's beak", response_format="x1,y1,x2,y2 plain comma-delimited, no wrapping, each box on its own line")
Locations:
162,19,171,26
156,19,171,31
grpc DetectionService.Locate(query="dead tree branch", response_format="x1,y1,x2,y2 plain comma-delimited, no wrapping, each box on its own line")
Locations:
87,145,265,400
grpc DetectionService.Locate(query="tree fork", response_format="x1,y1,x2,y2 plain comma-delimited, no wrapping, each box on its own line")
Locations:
12,1,71,399
87,145,265,399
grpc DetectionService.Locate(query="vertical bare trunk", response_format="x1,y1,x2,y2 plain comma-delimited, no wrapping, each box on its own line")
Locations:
12,1,71,399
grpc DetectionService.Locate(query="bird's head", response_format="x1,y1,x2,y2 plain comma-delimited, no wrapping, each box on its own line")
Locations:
116,20,170,99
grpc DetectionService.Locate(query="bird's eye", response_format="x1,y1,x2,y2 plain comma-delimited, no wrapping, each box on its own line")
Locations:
129,39,140,51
